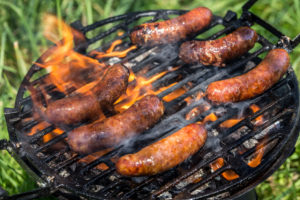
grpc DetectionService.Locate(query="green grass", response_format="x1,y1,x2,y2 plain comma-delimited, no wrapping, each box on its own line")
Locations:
0,0,299,199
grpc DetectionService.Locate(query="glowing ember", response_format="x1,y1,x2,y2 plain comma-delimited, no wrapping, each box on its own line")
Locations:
79,149,112,171
250,104,264,126
220,118,243,128
28,121,51,136
210,158,239,181
248,141,265,168
43,128,64,143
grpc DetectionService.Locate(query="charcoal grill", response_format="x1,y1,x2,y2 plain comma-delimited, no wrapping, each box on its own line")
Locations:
1,0,300,199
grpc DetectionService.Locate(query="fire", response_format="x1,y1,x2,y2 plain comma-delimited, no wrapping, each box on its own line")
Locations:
34,15,136,100
79,149,112,171
250,104,264,126
114,68,178,112
43,128,64,143
28,121,51,136
247,140,265,168
220,118,243,128
162,87,186,102
210,158,239,181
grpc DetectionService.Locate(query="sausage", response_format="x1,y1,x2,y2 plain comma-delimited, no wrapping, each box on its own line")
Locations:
116,123,207,176
68,95,164,154
130,7,213,47
206,49,290,103
43,64,129,125
179,27,258,66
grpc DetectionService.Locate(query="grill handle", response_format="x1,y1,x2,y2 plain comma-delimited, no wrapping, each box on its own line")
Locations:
241,0,300,50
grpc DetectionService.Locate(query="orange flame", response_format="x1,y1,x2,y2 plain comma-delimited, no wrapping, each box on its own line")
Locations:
79,149,112,171
247,141,266,168
28,121,51,136
250,104,264,126
43,128,64,143
210,158,239,181
35,15,136,100
114,68,178,112
220,118,243,128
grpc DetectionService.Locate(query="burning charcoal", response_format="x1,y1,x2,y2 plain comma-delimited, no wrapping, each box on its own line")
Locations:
59,169,70,178
190,182,211,195
243,138,258,149
90,185,104,193
158,191,173,200
175,169,204,190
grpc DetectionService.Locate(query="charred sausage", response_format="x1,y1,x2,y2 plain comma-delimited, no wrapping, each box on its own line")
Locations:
130,7,213,47
206,49,290,103
68,95,164,154
43,64,129,125
116,123,207,176
179,27,258,66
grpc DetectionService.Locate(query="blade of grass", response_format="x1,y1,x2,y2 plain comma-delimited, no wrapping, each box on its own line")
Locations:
13,41,28,78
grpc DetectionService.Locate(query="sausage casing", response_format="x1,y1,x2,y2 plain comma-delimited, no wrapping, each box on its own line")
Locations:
44,64,129,125
130,7,212,47
116,123,207,176
68,95,164,154
179,27,258,66
206,49,290,103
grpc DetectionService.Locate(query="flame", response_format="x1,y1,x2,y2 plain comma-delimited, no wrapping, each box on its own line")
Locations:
43,128,64,143
247,140,265,168
220,118,243,128
203,113,218,123
34,15,136,102
79,149,112,171
250,104,264,126
162,87,186,102
210,158,239,181
114,68,178,112
28,121,51,136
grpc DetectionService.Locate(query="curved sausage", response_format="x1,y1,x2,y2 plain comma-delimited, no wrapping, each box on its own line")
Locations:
116,123,207,176
130,7,213,47
179,27,258,66
206,49,290,103
43,64,129,125
68,95,164,154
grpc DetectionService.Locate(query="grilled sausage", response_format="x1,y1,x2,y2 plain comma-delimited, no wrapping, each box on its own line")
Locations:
206,49,290,103
43,64,129,125
130,7,213,47
116,123,207,176
179,27,258,66
68,95,164,154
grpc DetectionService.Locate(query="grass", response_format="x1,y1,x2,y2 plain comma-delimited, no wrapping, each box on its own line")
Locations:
0,0,299,199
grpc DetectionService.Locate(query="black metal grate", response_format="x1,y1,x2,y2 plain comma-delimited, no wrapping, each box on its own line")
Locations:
2,1,300,199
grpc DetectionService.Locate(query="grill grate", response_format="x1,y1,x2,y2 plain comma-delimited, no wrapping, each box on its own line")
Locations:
2,1,300,199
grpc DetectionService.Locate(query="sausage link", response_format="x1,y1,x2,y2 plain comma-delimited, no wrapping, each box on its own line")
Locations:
116,123,207,176
44,64,129,125
68,95,164,154
206,49,290,103
179,27,258,66
130,7,212,47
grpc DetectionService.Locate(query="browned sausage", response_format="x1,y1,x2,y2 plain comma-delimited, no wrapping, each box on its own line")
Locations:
116,123,207,176
68,95,164,154
179,27,258,66
206,49,290,103
130,7,213,47
42,64,129,125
